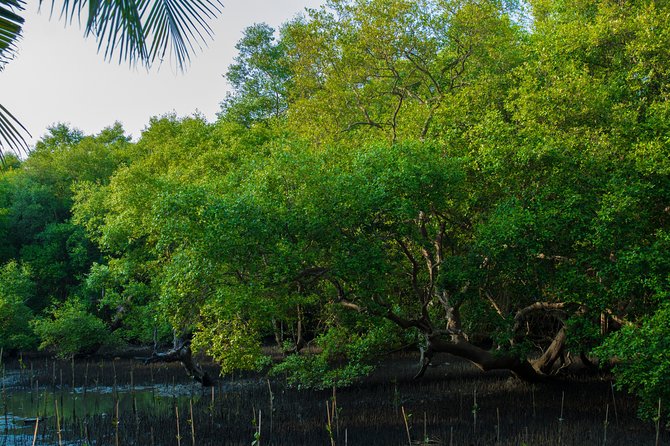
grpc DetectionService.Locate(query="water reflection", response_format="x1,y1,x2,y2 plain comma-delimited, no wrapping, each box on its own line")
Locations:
1,384,202,445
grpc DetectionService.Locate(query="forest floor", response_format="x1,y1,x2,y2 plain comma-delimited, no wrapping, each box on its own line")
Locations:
0,351,666,445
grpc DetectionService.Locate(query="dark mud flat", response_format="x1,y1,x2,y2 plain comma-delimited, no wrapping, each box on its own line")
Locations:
1,353,665,445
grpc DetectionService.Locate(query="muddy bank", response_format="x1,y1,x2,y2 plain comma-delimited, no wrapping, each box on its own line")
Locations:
0,353,665,445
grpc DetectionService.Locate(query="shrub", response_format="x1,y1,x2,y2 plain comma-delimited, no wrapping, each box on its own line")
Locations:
32,297,108,358
0,261,37,353
595,303,670,424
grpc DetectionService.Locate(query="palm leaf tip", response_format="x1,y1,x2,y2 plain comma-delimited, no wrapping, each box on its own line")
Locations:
0,0,25,71
143,0,224,69
0,103,31,161
54,0,224,70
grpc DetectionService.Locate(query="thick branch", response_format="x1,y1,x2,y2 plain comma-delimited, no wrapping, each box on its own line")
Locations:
390,91,403,144
428,335,543,382
342,120,384,132
604,308,631,327
434,221,447,265
403,50,443,96
339,300,363,312
532,326,568,374
435,290,463,334
395,238,420,293
293,305,305,352
416,212,442,290
143,337,214,387
513,302,567,332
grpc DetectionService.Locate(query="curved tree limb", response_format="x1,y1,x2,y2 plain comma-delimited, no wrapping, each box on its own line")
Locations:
143,336,214,387
513,302,567,332
427,334,544,382
532,326,568,374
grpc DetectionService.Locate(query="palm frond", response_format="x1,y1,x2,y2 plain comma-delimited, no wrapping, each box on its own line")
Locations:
143,0,221,69
0,103,30,161
0,0,222,156
48,0,223,70
0,0,25,70
0,0,29,159
87,0,147,65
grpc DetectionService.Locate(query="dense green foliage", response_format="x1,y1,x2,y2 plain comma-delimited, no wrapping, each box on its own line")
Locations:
0,261,36,352
1,0,668,424
596,303,670,421
31,297,110,358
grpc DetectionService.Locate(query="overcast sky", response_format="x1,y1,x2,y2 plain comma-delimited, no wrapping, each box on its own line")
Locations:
0,0,324,147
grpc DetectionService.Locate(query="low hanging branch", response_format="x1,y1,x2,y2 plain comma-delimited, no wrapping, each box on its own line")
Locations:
293,212,578,384
427,334,544,382
143,336,214,387
378,292,574,381
381,303,546,381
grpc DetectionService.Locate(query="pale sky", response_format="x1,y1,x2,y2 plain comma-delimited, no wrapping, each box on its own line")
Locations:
0,0,324,147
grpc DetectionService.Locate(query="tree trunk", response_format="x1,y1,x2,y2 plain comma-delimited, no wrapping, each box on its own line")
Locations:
533,326,567,374
283,305,305,354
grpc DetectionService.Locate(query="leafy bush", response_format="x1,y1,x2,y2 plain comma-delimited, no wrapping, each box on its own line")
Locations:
0,261,37,353
271,353,374,390
32,297,109,358
192,305,269,374
271,321,403,389
595,303,670,424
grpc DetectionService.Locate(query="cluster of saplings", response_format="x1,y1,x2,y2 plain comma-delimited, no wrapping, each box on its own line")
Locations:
1,0,668,425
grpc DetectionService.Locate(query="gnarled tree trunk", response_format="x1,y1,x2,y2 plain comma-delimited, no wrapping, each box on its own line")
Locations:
143,335,214,387
427,334,545,382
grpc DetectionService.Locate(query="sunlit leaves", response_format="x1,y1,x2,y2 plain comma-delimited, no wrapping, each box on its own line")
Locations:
192,305,268,375
283,0,524,144
219,23,291,126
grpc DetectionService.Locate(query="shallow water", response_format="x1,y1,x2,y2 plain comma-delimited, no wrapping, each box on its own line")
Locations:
0,355,666,445
1,379,205,445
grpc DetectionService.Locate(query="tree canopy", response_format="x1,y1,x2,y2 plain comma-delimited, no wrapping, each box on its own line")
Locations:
1,0,668,424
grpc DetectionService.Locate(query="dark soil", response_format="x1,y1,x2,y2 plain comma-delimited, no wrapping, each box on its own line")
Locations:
0,352,665,445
